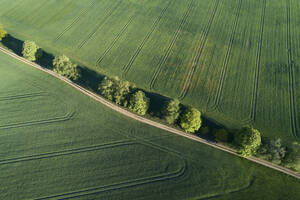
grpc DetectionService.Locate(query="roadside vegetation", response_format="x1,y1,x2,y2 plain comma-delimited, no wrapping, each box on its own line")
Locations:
0,24,299,174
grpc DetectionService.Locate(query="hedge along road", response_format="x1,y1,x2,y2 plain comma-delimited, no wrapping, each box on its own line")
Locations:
0,46,299,180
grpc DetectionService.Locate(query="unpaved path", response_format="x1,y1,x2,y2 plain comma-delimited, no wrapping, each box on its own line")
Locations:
1,46,299,180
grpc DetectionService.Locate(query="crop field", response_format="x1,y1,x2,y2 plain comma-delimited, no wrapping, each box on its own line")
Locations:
0,0,299,143
1,48,300,199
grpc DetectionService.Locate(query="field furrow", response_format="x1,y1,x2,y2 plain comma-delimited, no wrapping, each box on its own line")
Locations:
34,165,186,200
249,0,266,122
254,0,291,140
34,0,74,28
0,140,134,165
122,1,172,75
77,0,122,49
54,0,97,42
211,0,243,110
0,92,46,101
178,0,221,99
290,0,300,139
0,111,75,130
96,16,134,65
149,0,194,90
286,0,298,138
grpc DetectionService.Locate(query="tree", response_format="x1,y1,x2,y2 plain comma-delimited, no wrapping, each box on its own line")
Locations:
22,40,39,61
162,99,180,124
53,55,79,80
214,129,229,143
284,142,300,172
179,107,202,133
0,24,7,41
129,90,149,115
234,127,261,157
98,76,134,105
113,77,132,106
98,76,115,101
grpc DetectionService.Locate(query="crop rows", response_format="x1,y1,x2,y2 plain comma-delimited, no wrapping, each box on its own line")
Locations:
19,2,49,23
1,0,24,18
248,0,266,122
34,162,185,200
0,140,134,165
77,0,122,49
286,0,298,138
122,1,172,75
149,0,194,90
54,0,97,42
35,0,74,28
33,140,186,200
0,111,75,130
178,0,220,99
210,0,243,111
96,16,134,65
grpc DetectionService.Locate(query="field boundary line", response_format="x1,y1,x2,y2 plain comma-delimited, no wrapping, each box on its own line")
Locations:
0,46,299,179
77,0,122,49
54,0,97,42
209,0,243,112
96,15,134,65
178,0,220,100
286,0,298,138
242,0,267,125
122,1,172,76
0,140,134,165
149,0,194,90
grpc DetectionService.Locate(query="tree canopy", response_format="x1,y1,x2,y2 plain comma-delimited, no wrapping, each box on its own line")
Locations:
162,99,180,124
179,107,202,133
234,127,261,157
53,55,80,80
98,76,134,106
22,41,39,61
129,90,149,116
0,24,7,41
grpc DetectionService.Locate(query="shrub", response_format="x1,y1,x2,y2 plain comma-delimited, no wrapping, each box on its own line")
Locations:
53,55,80,80
234,127,261,157
179,107,202,133
284,142,300,172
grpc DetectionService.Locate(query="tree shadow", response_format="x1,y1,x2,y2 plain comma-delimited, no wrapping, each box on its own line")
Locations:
1,34,24,56
75,66,105,92
36,49,54,69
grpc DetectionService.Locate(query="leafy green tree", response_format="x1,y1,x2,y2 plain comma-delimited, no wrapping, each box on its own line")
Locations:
22,41,39,61
162,99,180,124
214,129,229,143
179,107,202,133
0,24,7,41
98,76,115,100
53,55,79,80
234,127,261,157
113,78,132,106
129,90,149,115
